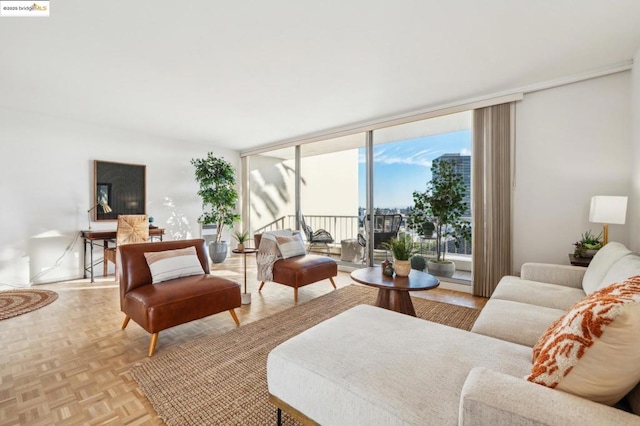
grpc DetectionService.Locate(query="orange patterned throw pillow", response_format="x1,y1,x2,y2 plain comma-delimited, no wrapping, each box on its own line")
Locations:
527,276,640,405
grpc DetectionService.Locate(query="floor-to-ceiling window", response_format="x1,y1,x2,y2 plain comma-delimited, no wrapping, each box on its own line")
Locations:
244,111,473,282
368,111,472,278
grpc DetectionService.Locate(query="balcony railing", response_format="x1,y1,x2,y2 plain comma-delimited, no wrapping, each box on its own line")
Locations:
255,215,360,244
254,214,472,257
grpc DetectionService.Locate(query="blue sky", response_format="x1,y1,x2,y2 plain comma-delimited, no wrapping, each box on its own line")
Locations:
358,130,472,208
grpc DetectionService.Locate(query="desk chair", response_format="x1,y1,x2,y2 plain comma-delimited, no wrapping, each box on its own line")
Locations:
104,215,149,277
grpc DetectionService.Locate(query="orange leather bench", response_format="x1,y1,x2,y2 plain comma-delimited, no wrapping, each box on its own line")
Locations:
255,233,338,303
117,239,241,356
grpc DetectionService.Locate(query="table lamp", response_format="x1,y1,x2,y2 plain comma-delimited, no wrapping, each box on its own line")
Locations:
87,201,112,229
588,195,627,245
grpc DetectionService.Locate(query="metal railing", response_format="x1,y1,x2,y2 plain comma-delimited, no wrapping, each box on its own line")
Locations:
254,215,360,244
254,214,472,256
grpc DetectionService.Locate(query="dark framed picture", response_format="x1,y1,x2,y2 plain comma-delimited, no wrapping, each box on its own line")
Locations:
94,160,146,221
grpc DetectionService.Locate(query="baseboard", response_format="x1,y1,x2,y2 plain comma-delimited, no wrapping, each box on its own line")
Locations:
437,280,472,293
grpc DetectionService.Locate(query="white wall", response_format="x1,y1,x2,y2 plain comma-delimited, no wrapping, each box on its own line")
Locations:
513,71,632,271
0,108,238,285
631,50,640,252
300,150,359,217
248,149,359,240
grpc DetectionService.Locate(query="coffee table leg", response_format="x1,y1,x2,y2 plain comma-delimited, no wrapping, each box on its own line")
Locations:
375,289,416,317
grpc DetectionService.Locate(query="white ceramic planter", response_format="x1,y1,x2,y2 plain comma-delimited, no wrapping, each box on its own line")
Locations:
393,260,411,277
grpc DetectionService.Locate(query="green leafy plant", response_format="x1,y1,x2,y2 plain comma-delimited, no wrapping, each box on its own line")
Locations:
574,230,603,257
407,206,436,238
232,230,249,244
191,153,240,243
411,159,471,262
382,235,416,261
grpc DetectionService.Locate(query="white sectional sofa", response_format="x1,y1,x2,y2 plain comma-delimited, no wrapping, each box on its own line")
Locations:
267,242,640,425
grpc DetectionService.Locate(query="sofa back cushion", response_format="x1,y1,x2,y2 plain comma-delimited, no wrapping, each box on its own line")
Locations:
598,253,640,292
582,242,631,294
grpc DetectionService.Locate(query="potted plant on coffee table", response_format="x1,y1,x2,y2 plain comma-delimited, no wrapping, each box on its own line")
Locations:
411,159,471,278
382,234,416,277
191,153,241,263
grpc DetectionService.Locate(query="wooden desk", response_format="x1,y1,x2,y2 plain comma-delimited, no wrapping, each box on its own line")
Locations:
81,228,165,282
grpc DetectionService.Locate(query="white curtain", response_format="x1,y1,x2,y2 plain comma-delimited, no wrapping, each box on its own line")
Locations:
472,103,514,297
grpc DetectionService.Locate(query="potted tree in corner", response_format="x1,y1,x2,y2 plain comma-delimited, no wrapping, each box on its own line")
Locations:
412,159,470,278
191,153,240,263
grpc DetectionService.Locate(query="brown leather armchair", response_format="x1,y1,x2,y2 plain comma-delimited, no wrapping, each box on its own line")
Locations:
117,239,241,356
254,233,337,303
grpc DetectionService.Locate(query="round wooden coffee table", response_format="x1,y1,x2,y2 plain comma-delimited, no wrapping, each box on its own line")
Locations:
350,266,440,316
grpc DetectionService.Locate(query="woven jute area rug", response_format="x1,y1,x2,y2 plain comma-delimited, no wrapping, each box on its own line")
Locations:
131,284,480,425
0,289,58,321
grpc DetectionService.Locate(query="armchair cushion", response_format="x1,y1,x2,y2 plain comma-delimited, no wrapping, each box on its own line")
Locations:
275,234,306,259
144,246,205,283
527,276,640,405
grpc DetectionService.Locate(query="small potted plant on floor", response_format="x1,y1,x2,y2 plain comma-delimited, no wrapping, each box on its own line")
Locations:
382,234,416,277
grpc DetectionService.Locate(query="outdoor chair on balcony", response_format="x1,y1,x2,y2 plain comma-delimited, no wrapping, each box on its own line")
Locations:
300,214,334,255
358,213,403,262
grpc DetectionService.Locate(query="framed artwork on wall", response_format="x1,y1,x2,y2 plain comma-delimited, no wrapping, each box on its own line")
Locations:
94,160,146,221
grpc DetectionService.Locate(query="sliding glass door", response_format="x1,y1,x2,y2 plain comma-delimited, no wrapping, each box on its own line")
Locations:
370,111,473,278
244,111,473,282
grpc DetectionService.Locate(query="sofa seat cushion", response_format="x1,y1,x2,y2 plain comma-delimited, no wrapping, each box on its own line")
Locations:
267,305,532,426
491,276,586,310
471,298,566,347
124,274,240,333
272,254,337,287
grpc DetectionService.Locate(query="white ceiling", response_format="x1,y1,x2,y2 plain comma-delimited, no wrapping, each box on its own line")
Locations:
1,1,639,152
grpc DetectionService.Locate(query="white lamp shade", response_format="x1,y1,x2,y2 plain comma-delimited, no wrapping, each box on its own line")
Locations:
589,196,628,224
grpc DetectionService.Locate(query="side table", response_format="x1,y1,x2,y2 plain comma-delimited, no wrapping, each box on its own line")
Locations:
232,248,258,305
569,254,591,267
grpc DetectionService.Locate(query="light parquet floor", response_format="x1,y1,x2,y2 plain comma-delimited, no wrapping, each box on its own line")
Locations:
0,254,486,425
